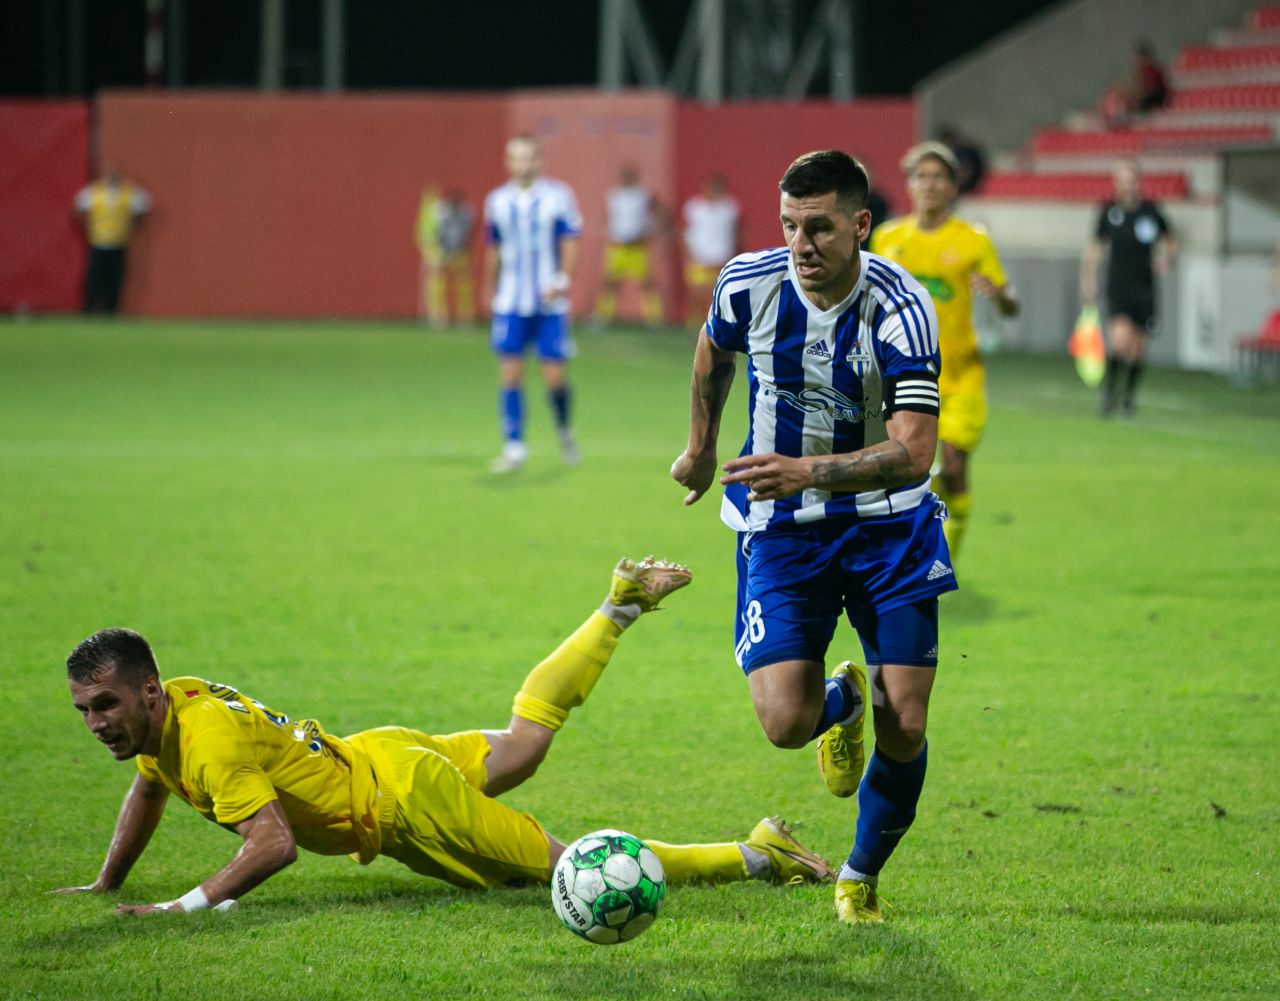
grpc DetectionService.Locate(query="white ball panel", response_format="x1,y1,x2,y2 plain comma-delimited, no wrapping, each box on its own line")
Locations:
585,924,621,945
637,847,665,883
602,853,641,890
571,866,606,901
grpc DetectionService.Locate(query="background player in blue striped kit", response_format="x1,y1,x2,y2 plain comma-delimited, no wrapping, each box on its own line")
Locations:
483,136,583,473
671,150,956,924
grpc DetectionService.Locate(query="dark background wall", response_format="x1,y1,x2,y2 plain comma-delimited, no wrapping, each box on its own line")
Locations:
2,0,1058,96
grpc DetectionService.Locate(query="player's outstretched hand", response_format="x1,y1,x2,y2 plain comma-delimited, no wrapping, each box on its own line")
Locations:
721,452,812,502
969,272,999,299
671,450,718,506
116,901,179,916
50,881,109,895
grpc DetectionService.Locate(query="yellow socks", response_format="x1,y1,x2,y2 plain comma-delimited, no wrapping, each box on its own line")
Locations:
641,291,663,326
941,488,972,558
511,611,623,732
643,840,749,884
594,290,618,324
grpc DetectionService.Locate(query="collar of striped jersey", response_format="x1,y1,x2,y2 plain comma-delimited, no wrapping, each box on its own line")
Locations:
786,249,868,319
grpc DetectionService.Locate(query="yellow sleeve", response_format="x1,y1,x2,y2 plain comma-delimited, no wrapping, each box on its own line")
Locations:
868,226,886,255
183,705,278,825
135,755,161,783
975,230,1008,289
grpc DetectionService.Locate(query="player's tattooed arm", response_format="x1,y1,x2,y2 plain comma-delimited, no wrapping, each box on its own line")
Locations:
810,439,913,492
721,409,936,501
672,328,737,506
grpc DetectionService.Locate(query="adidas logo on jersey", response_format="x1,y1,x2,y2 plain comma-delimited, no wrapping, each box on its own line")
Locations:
926,560,953,580
805,339,832,359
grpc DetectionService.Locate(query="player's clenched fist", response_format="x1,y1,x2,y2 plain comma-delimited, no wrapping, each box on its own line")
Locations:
671,450,719,506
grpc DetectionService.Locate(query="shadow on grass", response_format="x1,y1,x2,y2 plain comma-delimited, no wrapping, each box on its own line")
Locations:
523,928,967,1001
943,585,996,625
25,880,548,953
1068,902,1280,926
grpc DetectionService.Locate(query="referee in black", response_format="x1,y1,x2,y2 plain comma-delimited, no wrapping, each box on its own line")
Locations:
1079,161,1178,418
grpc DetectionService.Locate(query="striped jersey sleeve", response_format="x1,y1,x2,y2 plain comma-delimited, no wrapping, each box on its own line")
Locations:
705,248,791,351
862,253,941,416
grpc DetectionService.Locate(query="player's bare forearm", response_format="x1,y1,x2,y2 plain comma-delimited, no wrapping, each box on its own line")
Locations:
559,237,580,280
482,246,500,307
54,774,169,894
686,328,735,453
672,329,736,505
970,274,1019,318
721,411,937,500
116,799,297,915
995,284,1020,318
810,439,916,492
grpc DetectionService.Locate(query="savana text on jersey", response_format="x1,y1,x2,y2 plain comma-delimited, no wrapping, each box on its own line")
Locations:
765,385,882,423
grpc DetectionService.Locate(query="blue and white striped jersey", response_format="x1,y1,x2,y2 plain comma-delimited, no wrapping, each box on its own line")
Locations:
707,248,942,533
485,177,583,317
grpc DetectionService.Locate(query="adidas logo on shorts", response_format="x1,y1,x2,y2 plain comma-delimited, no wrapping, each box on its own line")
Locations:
926,560,953,581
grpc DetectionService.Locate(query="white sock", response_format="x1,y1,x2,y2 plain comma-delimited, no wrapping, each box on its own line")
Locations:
838,863,876,886
738,843,770,880
599,599,641,629
834,676,863,727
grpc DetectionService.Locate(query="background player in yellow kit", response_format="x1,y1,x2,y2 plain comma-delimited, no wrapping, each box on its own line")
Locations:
870,142,1019,558
58,557,831,915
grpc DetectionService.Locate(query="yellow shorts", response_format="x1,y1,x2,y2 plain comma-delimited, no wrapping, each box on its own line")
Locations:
605,243,651,282
938,388,987,453
684,262,721,289
349,726,551,889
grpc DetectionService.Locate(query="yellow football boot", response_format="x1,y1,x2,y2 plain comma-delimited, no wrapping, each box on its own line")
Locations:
608,556,692,613
816,661,869,797
745,817,834,885
835,878,886,924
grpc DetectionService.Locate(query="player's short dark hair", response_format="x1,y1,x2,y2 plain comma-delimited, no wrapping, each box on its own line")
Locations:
67,628,159,687
778,150,869,212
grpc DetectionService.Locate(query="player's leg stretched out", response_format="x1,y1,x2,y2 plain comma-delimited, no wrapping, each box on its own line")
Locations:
486,556,832,887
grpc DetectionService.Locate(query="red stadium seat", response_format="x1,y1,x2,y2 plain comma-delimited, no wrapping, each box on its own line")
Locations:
1175,44,1280,72
1249,5,1280,30
978,172,1189,201
1031,124,1273,157
1171,83,1280,109
1236,310,1280,382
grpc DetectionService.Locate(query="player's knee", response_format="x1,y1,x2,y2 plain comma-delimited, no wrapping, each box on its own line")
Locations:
512,734,550,776
876,709,927,759
758,710,813,750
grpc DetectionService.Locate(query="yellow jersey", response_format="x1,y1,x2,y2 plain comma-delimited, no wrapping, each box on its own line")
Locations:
77,181,149,248
136,678,384,862
870,215,1007,396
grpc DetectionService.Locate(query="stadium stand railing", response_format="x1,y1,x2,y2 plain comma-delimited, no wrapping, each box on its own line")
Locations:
1235,309,1280,382
975,4,1280,205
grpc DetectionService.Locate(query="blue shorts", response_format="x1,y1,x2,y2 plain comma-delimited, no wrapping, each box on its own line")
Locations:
490,313,573,361
733,504,957,673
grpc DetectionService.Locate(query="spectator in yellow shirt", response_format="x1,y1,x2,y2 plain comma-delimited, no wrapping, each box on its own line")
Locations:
74,167,151,315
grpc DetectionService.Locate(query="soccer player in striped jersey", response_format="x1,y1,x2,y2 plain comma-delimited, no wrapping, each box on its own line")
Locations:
872,141,1020,558
671,150,956,924
483,136,584,473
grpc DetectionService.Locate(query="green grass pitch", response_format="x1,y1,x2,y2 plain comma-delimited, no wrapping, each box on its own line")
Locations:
2,317,1278,1000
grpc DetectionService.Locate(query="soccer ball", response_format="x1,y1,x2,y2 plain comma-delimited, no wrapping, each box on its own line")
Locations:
551,830,666,944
